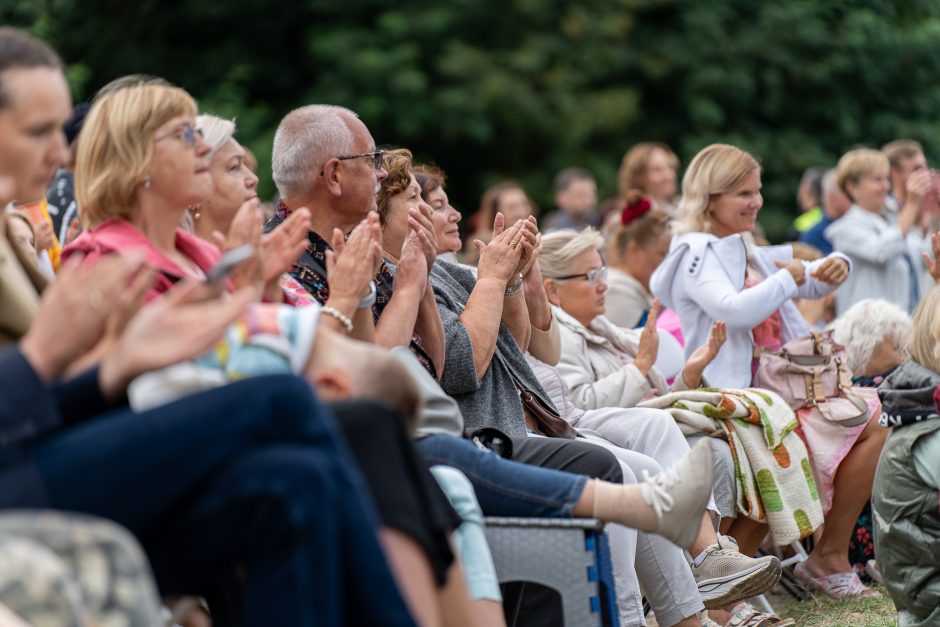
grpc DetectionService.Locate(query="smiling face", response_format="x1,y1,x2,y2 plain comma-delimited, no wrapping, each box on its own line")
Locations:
545,248,608,327
847,167,890,213
202,137,259,231
708,168,763,237
0,67,71,204
148,115,213,210
425,185,462,254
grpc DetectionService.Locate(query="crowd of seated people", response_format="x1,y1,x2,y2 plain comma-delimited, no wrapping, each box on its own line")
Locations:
3,25,940,627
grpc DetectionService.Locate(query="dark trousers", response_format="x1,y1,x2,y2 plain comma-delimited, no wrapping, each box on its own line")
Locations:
31,375,415,627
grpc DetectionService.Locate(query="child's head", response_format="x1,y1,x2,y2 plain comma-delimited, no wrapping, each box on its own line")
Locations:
307,325,421,431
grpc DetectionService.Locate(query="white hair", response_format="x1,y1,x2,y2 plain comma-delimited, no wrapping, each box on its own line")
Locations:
271,104,356,199
538,228,605,278
195,114,236,160
829,298,912,375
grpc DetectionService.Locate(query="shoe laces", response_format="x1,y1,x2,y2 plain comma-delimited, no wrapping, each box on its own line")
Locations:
640,467,678,522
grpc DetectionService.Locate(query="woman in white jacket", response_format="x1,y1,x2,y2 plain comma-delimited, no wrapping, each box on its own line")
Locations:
650,143,885,599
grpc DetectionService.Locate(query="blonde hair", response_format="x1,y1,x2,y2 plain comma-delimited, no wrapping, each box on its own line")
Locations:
538,228,605,278
76,82,196,228
196,114,236,160
674,144,760,235
617,142,679,201
835,148,888,201
830,299,912,375
908,287,940,373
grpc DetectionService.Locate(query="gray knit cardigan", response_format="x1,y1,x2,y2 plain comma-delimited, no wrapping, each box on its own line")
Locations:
430,260,558,437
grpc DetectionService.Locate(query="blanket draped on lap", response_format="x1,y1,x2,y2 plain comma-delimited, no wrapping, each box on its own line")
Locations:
639,388,823,545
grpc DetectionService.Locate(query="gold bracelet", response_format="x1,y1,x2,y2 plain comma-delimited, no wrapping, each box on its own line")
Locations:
321,306,354,334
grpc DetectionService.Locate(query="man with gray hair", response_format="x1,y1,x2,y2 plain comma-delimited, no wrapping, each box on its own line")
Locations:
266,104,387,339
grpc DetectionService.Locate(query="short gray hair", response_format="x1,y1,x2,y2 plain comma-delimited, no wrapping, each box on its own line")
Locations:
829,298,911,375
538,228,605,278
272,104,356,198
196,114,236,160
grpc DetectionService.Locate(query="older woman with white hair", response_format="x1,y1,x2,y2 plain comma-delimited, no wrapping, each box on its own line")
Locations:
830,298,912,385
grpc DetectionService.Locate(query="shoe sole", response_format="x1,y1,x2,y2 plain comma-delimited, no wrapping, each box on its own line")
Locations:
698,558,782,609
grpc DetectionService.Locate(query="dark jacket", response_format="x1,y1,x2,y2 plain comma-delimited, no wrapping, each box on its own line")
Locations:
0,347,112,507
872,360,940,624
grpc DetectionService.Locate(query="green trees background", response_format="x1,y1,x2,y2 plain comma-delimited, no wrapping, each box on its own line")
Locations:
7,0,940,240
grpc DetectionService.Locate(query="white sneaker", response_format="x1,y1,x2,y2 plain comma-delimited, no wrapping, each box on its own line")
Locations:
691,535,782,609
639,438,714,549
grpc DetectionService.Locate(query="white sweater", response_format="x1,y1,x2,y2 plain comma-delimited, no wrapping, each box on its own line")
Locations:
650,232,847,389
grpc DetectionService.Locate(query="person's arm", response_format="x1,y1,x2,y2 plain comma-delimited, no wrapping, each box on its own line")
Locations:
829,215,913,264
433,284,481,395
555,340,651,410
500,277,531,351
375,232,429,351
521,255,560,364
414,283,446,376
0,347,63,447
683,248,800,332
323,213,384,342
795,253,851,300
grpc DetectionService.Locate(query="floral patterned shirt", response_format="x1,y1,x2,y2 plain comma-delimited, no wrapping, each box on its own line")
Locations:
265,202,436,377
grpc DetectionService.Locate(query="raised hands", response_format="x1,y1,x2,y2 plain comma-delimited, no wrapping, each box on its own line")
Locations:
262,207,311,282
394,228,430,294
632,299,662,376
475,213,534,284
20,252,148,382
682,320,727,388
924,231,940,283
98,280,256,399
326,211,383,307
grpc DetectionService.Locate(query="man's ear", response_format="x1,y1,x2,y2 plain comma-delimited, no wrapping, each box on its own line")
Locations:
543,278,561,305
321,159,343,197
311,368,353,401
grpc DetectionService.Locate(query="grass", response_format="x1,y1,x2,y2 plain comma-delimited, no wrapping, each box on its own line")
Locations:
777,593,896,626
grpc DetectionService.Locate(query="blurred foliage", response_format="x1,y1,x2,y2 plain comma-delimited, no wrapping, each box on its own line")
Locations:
6,0,940,241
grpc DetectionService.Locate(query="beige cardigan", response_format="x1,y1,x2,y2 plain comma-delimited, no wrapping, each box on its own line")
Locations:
0,214,45,348
554,306,690,410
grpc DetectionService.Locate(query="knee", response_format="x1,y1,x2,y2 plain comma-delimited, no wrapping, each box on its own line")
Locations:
577,443,624,484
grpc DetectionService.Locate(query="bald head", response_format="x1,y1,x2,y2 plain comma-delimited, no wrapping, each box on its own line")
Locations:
272,104,357,199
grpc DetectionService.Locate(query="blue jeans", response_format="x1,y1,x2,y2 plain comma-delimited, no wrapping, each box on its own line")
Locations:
416,434,602,518
31,375,415,627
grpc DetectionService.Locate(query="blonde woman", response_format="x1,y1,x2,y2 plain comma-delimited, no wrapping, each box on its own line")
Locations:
651,143,883,599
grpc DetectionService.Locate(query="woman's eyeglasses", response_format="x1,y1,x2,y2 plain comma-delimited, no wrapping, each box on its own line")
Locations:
552,266,608,285
154,124,203,148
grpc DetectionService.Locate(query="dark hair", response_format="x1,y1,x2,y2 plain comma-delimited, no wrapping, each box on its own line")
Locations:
798,166,827,209
0,28,64,109
553,167,594,194
414,162,447,201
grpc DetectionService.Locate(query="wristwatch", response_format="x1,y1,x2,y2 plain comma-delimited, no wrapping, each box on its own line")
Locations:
358,280,377,309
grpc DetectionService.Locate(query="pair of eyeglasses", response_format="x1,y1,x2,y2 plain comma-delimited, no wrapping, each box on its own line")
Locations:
552,266,608,285
337,149,385,169
154,124,203,148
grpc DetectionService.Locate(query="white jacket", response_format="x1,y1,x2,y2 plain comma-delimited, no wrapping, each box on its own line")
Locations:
824,205,920,316
554,306,690,410
649,232,847,389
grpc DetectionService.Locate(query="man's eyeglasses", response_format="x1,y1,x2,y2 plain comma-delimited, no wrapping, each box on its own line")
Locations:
338,150,385,169
552,266,608,285
154,124,203,148
320,150,386,176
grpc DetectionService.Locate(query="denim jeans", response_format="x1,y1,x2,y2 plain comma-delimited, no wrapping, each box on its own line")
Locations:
29,375,415,627
415,434,594,517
